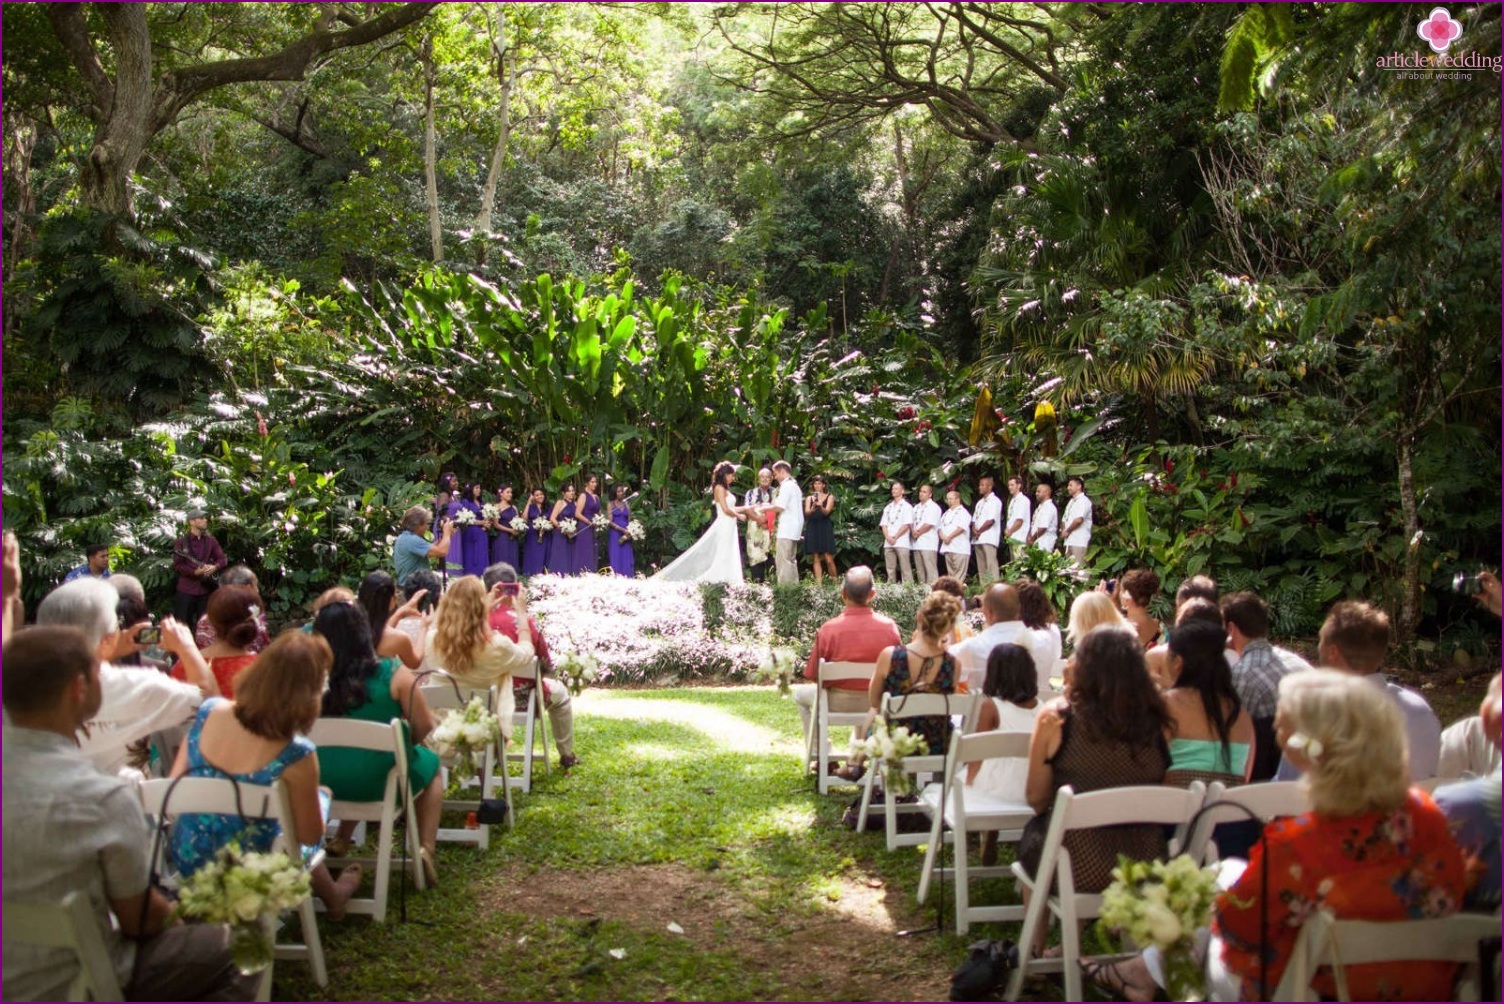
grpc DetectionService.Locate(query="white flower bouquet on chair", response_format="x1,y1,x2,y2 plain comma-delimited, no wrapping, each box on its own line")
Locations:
1097,853,1220,1001
853,717,928,796
428,696,503,783
173,841,311,975
753,646,798,697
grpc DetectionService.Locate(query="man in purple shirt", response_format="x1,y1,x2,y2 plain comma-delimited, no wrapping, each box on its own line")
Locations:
171,508,226,628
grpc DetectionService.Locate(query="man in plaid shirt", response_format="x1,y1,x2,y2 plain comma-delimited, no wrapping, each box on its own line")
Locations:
1222,591,1313,780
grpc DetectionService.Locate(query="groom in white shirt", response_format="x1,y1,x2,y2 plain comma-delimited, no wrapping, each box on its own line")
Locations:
768,461,804,585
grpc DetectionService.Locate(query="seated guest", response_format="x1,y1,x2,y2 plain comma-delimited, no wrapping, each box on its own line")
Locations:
63,542,113,582
950,582,1038,695
37,578,213,776
3,627,257,1001
393,570,443,668
1434,672,1502,911
483,562,580,769
356,570,429,670
168,631,364,918
1088,670,1467,1002
1112,568,1163,649
968,643,1044,799
176,585,261,698
108,592,171,672
311,585,356,614
1161,620,1255,787
426,576,534,736
793,566,901,753
1061,591,1131,688
1222,590,1313,781
193,565,271,654
930,574,974,644
1436,702,1502,780
841,591,963,781
1276,600,1441,781
313,603,444,886
1145,596,1226,688
1017,579,1063,689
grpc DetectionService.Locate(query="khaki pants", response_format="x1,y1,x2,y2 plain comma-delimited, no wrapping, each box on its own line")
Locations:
883,546,913,583
775,538,800,584
1066,544,1089,566
914,549,939,584
974,543,999,583
795,683,873,752
944,551,970,581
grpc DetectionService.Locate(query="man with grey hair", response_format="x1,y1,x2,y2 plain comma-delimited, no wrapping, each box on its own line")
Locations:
792,566,900,751
483,563,579,769
744,467,776,583
393,504,457,585
37,578,211,777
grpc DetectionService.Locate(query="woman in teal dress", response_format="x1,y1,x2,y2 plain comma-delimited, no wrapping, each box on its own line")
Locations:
1162,619,1254,786
313,602,444,886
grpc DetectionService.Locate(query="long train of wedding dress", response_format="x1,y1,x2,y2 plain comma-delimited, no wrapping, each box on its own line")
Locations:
652,509,743,583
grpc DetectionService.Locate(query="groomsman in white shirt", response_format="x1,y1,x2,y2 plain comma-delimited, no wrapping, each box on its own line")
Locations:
939,490,973,581
879,481,915,583
970,474,1003,583
1027,480,1059,553
1061,475,1093,565
910,484,942,584
768,461,804,584
1005,475,1031,562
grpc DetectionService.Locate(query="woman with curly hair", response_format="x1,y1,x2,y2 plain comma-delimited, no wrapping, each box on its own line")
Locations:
652,461,749,583
1111,568,1163,649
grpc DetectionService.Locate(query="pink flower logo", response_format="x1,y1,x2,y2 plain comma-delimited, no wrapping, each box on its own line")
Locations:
1417,7,1463,53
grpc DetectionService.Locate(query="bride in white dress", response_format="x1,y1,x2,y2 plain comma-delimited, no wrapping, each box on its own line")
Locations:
653,462,751,583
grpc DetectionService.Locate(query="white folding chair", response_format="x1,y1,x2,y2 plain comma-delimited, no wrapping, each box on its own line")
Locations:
3,890,126,1001
857,691,981,849
420,680,513,845
808,660,877,794
1182,780,1307,865
1004,783,1206,1002
307,718,425,923
1273,908,1501,1002
137,776,327,995
506,659,552,793
915,729,1036,934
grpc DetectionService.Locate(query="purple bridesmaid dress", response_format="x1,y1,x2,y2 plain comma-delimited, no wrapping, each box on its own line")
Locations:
459,499,489,578
546,500,576,575
440,496,464,576
520,502,548,577
492,504,521,569
573,492,601,574
608,503,635,577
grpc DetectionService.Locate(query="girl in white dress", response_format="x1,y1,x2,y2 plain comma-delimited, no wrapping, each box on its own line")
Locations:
967,642,1043,802
652,462,749,583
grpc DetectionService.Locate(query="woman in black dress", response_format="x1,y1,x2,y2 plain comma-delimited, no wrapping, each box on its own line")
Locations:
802,475,837,585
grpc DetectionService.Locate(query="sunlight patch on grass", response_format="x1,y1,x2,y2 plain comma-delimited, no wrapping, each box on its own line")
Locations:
578,693,787,753
622,741,687,761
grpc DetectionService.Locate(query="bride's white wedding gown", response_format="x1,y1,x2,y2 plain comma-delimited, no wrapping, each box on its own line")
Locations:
652,507,743,583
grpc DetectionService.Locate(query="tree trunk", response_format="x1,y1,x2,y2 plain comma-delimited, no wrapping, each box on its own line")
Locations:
80,5,155,218
422,34,442,263
474,7,512,266
1397,435,1422,642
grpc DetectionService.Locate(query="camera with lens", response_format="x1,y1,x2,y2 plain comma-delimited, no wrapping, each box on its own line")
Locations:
1452,572,1483,595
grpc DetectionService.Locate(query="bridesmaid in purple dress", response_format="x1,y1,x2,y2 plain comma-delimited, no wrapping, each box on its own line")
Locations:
491,484,522,569
606,484,635,577
521,488,549,577
547,484,579,575
459,483,490,577
573,475,602,575
436,473,463,578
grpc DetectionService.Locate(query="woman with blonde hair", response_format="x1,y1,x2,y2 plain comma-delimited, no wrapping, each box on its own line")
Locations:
425,576,535,736
837,591,962,781
1066,590,1128,647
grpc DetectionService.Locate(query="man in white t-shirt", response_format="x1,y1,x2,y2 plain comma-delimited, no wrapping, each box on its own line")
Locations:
949,583,1042,695
1004,475,1031,562
970,474,1003,583
768,461,804,585
878,481,915,584
1061,475,1093,565
939,490,972,581
909,484,943,585
1027,481,1058,553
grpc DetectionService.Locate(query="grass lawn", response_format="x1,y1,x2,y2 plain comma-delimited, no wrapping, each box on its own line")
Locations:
274,685,1041,1002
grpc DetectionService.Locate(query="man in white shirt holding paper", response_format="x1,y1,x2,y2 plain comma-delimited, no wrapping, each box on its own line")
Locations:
1061,475,1093,565
768,461,804,585
939,490,973,582
1027,480,1058,553
1005,475,1031,562
971,474,1003,583
878,481,915,584
910,484,942,585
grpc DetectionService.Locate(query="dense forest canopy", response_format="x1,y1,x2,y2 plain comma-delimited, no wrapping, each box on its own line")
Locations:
3,2,1499,654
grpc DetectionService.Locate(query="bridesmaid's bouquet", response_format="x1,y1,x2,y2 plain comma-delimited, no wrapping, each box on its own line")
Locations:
591,513,612,532
531,517,553,542
558,517,579,538
481,503,501,522
510,515,529,534
625,519,646,542
452,508,477,527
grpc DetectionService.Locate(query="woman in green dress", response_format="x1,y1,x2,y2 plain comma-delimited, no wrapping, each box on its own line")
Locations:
313,601,444,886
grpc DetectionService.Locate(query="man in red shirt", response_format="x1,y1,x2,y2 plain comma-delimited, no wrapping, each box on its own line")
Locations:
483,563,578,769
793,565,901,748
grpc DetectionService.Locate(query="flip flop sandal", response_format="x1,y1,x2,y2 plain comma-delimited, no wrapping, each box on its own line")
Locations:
1079,957,1168,1002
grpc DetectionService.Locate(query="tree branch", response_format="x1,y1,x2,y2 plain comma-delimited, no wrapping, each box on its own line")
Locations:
44,4,113,118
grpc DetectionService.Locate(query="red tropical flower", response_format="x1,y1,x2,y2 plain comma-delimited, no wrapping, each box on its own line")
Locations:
897,406,916,421
255,411,269,438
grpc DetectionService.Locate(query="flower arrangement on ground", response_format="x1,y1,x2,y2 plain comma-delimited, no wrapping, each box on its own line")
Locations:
554,651,600,696
173,841,311,974
754,646,798,697
451,508,477,527
428,695,503,783
1097,853,1220,1001
853,717,928,796
557,517,578,538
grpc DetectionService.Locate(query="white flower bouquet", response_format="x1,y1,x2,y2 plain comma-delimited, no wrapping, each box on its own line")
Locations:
853,717,929,796
510,515,529,534
1097,853,1220,1001
481,503,501,522
173,842,311,974
451,508,477,527
753,646,798,697
531,516,553,542
555,651,600,696
591,512,613,532
625,519,646,542
557,517,579,537
428,695,503,783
